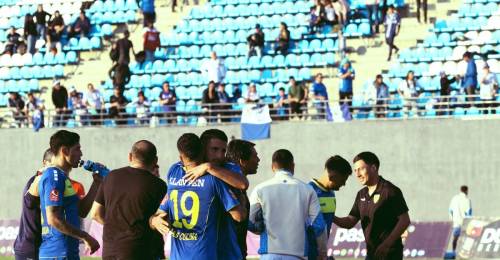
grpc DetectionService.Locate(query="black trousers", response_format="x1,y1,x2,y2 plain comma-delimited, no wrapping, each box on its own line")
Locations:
386,36,399,60
416,0,428,23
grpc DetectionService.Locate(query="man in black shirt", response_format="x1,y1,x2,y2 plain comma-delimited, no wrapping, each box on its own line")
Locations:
247,24,265,57
33,4,51,40
68,11,91,38
439,71,457,116
51,80,68,127
108,87,129,125
91,140,167,260
4,27,21,54
333,152,410,260
117,30,135,65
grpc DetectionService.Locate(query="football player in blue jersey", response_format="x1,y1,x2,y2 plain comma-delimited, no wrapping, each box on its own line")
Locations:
38,130,100,260
151,133,246,260
308,155,352,260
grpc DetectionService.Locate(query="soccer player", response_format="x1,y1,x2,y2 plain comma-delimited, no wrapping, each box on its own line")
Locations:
308,155,352,260
13,148,53,260
333,152,410,260
449,185,472,253
226,139,260,259
90,140,167,260
249,149,328,260
38,130,100,259
151,133,246,260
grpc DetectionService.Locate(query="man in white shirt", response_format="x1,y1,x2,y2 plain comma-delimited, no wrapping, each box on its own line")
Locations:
201,51,227,84
449,185,472,252
83,83,105,125
479,65,498,114
249,149,327,260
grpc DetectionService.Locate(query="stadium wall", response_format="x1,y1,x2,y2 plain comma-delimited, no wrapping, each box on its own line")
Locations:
1,119,499,221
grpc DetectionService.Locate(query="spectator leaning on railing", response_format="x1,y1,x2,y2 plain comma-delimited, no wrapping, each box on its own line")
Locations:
288,76,307,119
311,73,329,119
159,82,176,123
245,83,261,103
25,92,45,131
202,81,220,122
51,80,68,127
398,71,421,116
83,83,105,126
133,91,150,125
109,87,129,125
8,92,26,127
479,65,498,114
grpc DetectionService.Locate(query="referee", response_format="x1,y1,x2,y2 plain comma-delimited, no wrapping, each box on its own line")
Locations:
333,152,410,260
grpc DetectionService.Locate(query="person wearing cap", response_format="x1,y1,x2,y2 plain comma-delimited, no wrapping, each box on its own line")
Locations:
460,52,477,105
479,65,498,114
51,80,68,127
247,24,265,57
116,30,135,65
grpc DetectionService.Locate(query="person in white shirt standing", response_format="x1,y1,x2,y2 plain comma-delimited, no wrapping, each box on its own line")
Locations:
449,185,472,253
479,65,498,114
249,149,328,260
201,51,227,84
83,83,105,125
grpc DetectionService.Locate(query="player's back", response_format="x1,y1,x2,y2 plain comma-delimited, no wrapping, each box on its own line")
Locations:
163,162,240,260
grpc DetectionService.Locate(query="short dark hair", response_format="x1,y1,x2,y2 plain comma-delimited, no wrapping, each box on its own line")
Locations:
376,74,383,79
289,76,295,81
177,133,203,161
325,155,352,176
460,185,468,193
43,148,54,162
200,129,228,147
131,140,157,166
353,151,380,170
272,149,294,171
278,87,285,92
49,130,80,154
463,51,472,59
227,140,255,163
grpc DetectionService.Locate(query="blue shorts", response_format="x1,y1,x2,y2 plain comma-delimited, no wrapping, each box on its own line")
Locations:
453,227,461,237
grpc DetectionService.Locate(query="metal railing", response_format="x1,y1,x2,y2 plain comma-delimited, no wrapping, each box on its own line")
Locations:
1,94,499,129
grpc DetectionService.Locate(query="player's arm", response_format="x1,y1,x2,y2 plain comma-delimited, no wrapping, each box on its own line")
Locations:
248,188,265,234
332,215,358,229
216,179,247,222
184,162,249,190
78,175,103,218
228,204,246,223
374,212,410,258
46,206,100,253
149,209,171,236
89,201,105,225
308,191,328,259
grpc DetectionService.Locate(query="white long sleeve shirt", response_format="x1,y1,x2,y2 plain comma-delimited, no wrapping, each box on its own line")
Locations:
200,58,227,83
449,192,472,228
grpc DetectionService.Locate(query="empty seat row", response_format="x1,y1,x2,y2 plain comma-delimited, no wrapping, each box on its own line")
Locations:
0,51,78,67
423,30,500,47
434,16,500,32
0,65,64,80
457,2,499,17
0,79,39,93
398,44,500,62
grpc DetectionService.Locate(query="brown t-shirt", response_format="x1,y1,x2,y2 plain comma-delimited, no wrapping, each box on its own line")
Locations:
95,166,167,259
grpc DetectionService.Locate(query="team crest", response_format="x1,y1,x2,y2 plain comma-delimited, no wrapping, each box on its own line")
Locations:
50,189,59,202
373,194,380,204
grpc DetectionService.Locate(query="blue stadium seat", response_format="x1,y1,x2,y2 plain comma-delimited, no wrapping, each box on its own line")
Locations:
33,52,44,66
273,55,285,67
298,67,311,81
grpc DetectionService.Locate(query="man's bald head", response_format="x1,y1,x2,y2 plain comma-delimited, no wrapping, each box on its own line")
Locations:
130,140,158,167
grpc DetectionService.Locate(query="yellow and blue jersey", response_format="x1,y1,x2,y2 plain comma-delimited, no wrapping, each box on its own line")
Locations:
160,162,240,260
38,167,80,258
308,179,336,260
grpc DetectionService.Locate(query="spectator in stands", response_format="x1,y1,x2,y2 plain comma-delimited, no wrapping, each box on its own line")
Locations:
68,87,89,126
274,87,289,120
460,52,478,105
159,82,176,123
24,14,38,55
33,4,51,40
51,80,68,127
141,0,156,27
364,74,389,118
439,71,456,116
338,60,355,112
323,0,337,26
366,0,380,33
117,30,135,65
143,22,161,62
332,0,349,26
3,27,22,55
398,71,420,116
309,0,326,34
109,63,131,92
479,65,498,114
133,91,150,125
25,92,45,131
247,24,265,57
171,0,178,12
109,87,129,125
288,77,307,119
202,81,220,122
245,83,260,103
201,52,227,84
232,85,242,102
83,83,105,125
47,11,65,51
68,11,91,39
311,73,329,119
8,92,26,127
416,0,428,23
384,6,400,61
275,22,290,55
217,83,232,122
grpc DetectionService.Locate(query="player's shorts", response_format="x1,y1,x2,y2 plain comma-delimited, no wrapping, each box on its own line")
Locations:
453,227,461,237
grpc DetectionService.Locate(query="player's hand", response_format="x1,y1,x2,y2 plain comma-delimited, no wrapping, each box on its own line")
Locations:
374,241,391,260
83,233,100,254
151,212,171,236
184,163,209,183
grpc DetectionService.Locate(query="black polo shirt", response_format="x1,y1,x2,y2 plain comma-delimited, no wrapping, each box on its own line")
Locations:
349,176,409,257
